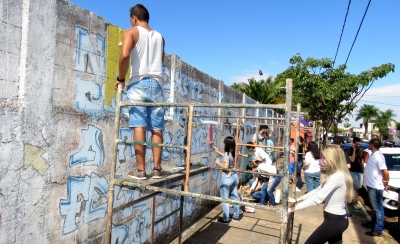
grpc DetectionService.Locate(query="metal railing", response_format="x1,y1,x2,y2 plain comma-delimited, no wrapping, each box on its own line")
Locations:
105,79,296,244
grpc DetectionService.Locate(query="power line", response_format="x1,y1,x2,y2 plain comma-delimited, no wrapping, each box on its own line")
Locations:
359,100,400,107
333,0,352,65
344,0,372,65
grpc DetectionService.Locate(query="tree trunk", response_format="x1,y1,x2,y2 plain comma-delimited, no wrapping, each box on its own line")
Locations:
364,122,368,139
333,121,339,135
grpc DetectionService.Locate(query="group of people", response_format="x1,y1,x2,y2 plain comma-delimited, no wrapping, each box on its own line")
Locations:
211,124,281,224
114,4,389,242
289,136,389,242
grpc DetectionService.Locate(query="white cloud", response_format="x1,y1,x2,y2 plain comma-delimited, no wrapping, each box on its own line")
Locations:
347,83,400,126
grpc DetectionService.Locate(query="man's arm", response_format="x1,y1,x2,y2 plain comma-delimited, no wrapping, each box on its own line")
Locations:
114,28,137,89
348,146,356,162
382,169,390,191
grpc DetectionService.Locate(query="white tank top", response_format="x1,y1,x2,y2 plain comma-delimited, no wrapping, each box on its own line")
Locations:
128,26,164,87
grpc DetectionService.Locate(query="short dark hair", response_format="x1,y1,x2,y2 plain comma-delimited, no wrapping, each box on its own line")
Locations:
259,125,268,131
353,137,361,143
246,141,255,150
369,138,382,149
332,136,343,145
130,4,150,22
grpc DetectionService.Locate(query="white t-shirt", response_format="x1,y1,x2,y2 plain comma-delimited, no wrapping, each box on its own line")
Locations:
250,147,272,166
364,150,387,190
304,151,321,173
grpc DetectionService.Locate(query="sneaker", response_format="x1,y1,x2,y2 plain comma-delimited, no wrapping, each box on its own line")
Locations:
296,187,301,192
216,218,230,224
231,216,240,222
152,168,164,179
345,212,352,218
352,205,359,210
365,230,382,237
128,169,147,180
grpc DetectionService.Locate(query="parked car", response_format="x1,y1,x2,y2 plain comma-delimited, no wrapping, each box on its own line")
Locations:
327,135,351,144
363,147,400,210
341,143,369,151
382,140,400,148
341,136,351,144
362,138,369,143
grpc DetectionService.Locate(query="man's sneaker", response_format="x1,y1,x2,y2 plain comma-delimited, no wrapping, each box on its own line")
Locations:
231,216,240,222
365,230,382,237
152,168,164,179
296,187,302,192
345,212,352,218
216,218,230,224
352,205,360,210
128,169,147,180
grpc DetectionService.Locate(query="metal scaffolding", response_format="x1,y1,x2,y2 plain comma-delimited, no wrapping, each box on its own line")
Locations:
105,79,296,244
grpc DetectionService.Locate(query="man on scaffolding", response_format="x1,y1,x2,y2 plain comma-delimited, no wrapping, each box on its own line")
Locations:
114,4,165,180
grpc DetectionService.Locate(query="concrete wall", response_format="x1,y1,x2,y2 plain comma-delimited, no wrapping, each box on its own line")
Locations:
0,0,280,243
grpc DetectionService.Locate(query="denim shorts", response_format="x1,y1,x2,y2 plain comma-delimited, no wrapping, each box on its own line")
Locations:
126,77,165,130
350,171,363,189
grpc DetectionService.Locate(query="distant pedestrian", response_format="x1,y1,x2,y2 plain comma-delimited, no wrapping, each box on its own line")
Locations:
303,141,321,193
288,145,354,244
362,139,390,237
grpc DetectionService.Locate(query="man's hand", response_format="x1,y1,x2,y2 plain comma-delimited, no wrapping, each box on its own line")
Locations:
114,81,125,90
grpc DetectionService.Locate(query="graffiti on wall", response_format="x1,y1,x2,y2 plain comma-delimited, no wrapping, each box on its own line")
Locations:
69,125,104,167
59,173,108,234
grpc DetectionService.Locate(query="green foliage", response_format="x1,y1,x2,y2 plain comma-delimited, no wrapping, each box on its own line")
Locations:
373,109,397,140
328,127,344,134
355,104,379,138
275,55,395,141
231,76,286,113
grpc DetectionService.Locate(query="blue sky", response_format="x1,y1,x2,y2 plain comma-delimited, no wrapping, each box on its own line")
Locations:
69,0,400,126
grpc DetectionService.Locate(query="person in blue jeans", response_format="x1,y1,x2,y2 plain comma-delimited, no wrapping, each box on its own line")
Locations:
247,159,281,206
214,136,240,224
303,141,321,193
362,139,389,236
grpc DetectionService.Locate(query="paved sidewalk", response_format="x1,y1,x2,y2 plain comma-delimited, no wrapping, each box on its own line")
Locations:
172,186,398,244
172,156,398,243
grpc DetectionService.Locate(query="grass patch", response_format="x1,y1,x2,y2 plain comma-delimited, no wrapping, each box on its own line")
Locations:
348,203,368,219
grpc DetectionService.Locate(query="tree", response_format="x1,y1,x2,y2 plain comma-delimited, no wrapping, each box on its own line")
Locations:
343,117,352,129
275,55,395,144
355,104,379,139
373,109,397,140
231,76,286,105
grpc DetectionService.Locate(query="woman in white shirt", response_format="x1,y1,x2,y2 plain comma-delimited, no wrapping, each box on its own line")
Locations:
303,141,321,193
288,145,354,244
